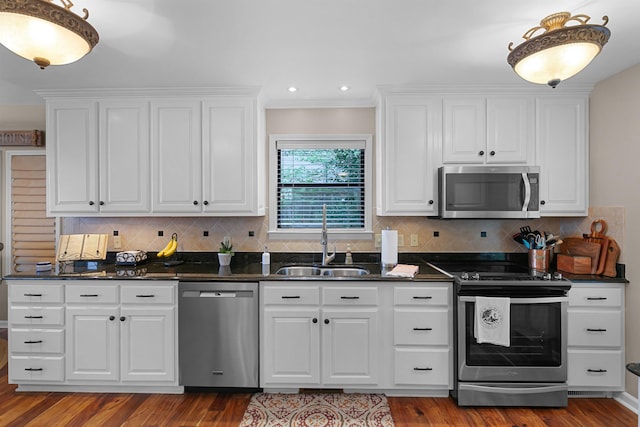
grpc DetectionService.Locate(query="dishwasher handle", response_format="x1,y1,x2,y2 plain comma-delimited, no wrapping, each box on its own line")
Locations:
182,290,254,298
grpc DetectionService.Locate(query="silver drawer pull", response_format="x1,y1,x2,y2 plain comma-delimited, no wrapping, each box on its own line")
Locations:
413,327,433,331
412,296,433,299
25,368,43,371
24,340,43,344
587,368,608,373
80,294,99,297
413,367,433,371
136,294,155,298
281,296,300,299
24,293,43,297
340,296,360,300
24,315,43,319
586,328,607,332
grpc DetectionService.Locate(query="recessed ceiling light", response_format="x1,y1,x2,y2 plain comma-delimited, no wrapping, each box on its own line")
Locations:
340,85,350,91
288,86,297,93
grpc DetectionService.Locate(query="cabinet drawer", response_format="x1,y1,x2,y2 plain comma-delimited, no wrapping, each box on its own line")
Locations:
569,286,622,308
10,329,65,354
394,286,449,306
122,285,175,304
568,310,622,347
263,286,320,305
10,283,63,304
323,287,378,306
66,284,119,304
9,356,65,382
568,349,624,389
10,306,64,326
394,348,450,386
394,309,449,345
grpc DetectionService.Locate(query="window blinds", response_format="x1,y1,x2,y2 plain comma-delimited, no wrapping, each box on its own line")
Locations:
11,155,56,272
276,142,365,229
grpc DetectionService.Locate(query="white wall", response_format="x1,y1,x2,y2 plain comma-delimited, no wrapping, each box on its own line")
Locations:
590,63,640,396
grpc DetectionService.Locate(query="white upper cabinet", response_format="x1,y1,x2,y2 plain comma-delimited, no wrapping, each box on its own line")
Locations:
536,96,588,216
46,99,149,215
42,88,265,217
202,97,264,215
376,95,442,216
151,100,203,214
442,97,533,164
99,101,151,213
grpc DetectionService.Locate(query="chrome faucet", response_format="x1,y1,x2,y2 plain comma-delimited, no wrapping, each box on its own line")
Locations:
321,204,335,265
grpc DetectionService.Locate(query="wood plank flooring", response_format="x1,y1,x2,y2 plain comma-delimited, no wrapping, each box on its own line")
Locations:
0,329,636,426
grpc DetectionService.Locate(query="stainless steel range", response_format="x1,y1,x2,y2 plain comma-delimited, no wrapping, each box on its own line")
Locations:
437,262,571,407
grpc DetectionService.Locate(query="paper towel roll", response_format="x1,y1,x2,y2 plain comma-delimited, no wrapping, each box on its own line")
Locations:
381,229,398,267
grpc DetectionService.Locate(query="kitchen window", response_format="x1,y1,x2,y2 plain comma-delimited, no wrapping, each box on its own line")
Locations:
268,134,372,239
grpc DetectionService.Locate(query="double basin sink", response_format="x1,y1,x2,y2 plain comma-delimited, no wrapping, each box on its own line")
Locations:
275,265,370,277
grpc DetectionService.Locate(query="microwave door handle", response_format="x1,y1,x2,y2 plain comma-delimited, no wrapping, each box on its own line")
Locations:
521,173,531,211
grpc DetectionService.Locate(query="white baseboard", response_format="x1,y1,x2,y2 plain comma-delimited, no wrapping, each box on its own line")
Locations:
615,391,638,414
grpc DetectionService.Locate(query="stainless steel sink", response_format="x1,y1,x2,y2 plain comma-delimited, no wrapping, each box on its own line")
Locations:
275,266,323,276
322,267,370,277
275,265,370,277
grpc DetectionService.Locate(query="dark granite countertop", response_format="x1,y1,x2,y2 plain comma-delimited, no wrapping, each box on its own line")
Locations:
627,363,640,377
3,251,627,284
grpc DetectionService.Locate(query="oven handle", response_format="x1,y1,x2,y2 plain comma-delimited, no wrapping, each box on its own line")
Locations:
459,296,568,304
459,383,568,394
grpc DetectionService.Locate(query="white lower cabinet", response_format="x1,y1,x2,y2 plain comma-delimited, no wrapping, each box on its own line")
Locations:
7,280,180,393
261,282,379,388
567,282,625,393
260,280,452,394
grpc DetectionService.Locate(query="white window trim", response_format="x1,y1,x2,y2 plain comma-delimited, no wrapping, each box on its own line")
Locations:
268,134,373,240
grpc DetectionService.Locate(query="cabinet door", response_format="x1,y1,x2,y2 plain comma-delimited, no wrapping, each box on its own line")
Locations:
377,96,441,215
536,97,588,216
202,98,260,215
322,309,378,385
120,306,176,382
46,100,99,214
486,97,533,164
151,100,203,213
262,308,320,385
66,307,119,381
442,98,486,164
99,100,151,213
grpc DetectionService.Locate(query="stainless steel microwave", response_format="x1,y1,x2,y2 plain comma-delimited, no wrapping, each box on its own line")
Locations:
438,165,540,219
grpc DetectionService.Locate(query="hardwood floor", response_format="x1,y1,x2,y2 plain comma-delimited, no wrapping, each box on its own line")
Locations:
0,329,636,426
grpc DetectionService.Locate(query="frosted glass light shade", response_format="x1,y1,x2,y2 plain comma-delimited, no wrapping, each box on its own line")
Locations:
508,12,610,88
0,0,99,69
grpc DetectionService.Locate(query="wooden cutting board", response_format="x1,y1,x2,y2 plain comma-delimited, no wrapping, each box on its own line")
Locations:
583,219,610,275
560,237,601,274
603,239,621,278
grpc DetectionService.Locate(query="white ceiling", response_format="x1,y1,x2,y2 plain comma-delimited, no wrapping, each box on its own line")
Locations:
0,0,638,107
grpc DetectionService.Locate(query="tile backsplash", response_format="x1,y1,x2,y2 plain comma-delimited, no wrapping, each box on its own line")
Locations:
62,206,624,260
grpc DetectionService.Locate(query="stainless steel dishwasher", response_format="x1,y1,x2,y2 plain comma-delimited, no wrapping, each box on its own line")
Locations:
179,281,259,388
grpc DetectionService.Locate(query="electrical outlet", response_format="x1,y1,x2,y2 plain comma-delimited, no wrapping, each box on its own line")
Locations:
113,235,122,249
410,234,419,247
374,234,382,248
398,234,405,246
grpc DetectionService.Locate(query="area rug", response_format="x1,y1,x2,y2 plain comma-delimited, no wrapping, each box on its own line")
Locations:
239,393,395,427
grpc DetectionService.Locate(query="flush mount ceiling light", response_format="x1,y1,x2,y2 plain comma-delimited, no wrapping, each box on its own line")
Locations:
507,12,610,88
0,0,99,69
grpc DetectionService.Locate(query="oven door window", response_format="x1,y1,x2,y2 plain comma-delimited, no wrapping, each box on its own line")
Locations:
464,300,562,367
445,173,535,212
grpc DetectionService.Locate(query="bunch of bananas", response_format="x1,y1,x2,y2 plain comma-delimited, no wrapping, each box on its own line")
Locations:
157,233,178,257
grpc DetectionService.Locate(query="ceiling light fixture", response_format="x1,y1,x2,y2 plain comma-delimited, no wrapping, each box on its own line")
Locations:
340,85,350,92
0,0,99,69
507,12,610,88
288,86,297,93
